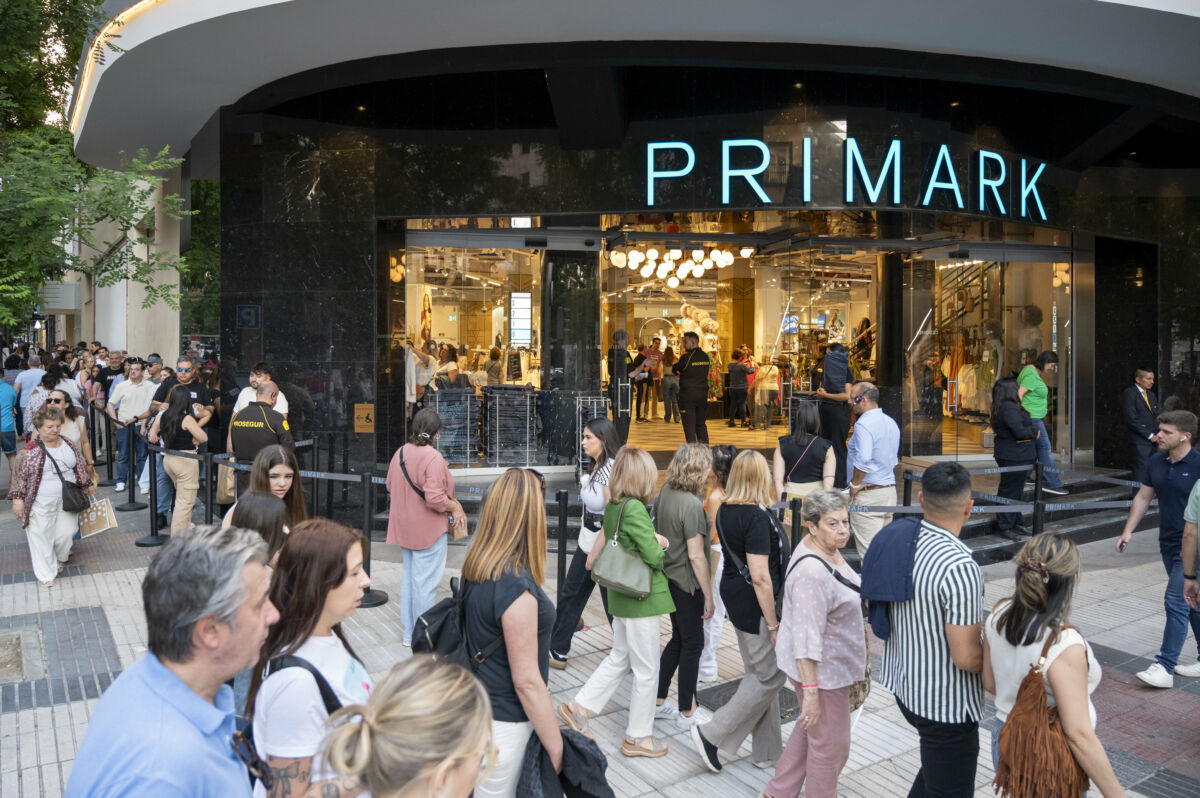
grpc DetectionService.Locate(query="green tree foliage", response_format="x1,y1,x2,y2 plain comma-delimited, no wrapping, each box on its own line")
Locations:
181,179,219,334
0,0,194,331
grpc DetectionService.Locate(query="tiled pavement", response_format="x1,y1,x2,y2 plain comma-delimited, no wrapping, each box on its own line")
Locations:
2,464,1200,796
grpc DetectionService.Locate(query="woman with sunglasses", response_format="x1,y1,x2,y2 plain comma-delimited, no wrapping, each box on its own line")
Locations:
33,389,96,484
246,519,374,798
548,417,621,670
319,655,497,798
386,408,467,647
461,468,562,796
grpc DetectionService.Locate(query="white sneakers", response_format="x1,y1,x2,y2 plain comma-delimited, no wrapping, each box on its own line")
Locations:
1174,660,1200,678
113,482,125,493
1137,662,1174,688
655,700,713,731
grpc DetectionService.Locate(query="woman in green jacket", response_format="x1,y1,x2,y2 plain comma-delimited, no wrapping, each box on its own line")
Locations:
557,446,675,758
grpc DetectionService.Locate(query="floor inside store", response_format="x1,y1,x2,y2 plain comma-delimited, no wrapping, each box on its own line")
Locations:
625,406,782,465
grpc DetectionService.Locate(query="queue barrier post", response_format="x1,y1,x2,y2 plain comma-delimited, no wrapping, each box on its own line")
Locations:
325,430,336,517
1033,461,1044,504
114,426,147,512
359,471,388,608
1033,497,1046,536
136,445,168,547
790,497,803,550
203,449,215,525
88,404,106,468
556,490,569,607
340,428,351,507
98,414,116,487
902,469,913,506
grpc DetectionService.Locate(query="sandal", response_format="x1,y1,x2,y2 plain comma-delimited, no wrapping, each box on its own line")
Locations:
621,736,669,758
556,700,592,737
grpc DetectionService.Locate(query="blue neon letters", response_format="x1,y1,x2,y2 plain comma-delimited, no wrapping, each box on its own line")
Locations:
645,138,1048,221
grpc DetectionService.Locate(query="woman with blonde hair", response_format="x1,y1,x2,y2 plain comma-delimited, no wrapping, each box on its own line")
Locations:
653,443,716,730
322,655,496,798
691,449,789,773
461,468,562,797
558,447,675,758
984,535,1126,798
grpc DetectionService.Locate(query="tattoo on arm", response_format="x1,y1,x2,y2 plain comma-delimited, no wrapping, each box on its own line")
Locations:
267,757,311,798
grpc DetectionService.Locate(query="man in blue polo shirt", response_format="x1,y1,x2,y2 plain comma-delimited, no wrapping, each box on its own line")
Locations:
1117,409,1200,688
0,369,16,474
66,525,279,797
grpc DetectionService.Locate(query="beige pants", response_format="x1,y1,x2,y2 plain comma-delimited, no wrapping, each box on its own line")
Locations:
700,617,787,763
163,454,200,532
850,485,897,558
26,495,78,584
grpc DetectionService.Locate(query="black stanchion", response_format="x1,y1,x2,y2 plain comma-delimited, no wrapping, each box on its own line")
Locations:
114,427,147,511
307,436,319,519
1033,461,1044,504
203,449,215,524
136,445,168,547
790,497,803,549
359,471,388,608
87,404,106,468
339,429,350,508
556,489,569,607
1033,498,1046,535
902,469,913,506
325,430,336,517
98,414,116,487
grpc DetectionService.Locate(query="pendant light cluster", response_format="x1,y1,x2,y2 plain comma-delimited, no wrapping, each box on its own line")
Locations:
608,246,756,288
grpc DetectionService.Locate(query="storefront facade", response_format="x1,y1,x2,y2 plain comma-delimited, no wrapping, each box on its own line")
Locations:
70,4,1200,478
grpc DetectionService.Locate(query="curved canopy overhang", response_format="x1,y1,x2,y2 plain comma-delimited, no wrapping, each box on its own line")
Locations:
71,0,1200,170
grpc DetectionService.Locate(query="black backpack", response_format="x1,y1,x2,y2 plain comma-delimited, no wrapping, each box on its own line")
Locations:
411,577,502,670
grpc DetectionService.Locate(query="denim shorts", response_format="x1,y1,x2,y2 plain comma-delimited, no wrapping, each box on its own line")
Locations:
0,430,15,454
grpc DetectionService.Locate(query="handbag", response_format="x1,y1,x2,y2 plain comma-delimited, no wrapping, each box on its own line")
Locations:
993,626,1090,798
590,499,653,599
399,447,466,541
38,441,89,513
79,496,118,538
216,460,238,504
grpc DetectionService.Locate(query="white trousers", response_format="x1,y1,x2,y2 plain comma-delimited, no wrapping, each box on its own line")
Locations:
576,614,662,739
473,719,532,798
699,548,727,677
26,495,77,584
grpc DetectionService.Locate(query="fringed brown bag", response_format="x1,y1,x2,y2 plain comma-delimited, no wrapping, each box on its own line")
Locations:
993,625,1090,798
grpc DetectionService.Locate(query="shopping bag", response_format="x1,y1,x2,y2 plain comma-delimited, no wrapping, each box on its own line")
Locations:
79,496,117,538
216,462,237,504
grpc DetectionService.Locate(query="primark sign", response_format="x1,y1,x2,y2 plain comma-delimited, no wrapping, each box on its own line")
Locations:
646,138,1049,221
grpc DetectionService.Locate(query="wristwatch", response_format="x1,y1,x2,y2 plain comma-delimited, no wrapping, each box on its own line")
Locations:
1186,573,1198,580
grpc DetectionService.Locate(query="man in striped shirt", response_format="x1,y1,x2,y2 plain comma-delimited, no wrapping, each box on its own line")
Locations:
878,461,984,797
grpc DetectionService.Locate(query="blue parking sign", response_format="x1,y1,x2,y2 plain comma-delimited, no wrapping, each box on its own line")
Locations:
236,305,261,329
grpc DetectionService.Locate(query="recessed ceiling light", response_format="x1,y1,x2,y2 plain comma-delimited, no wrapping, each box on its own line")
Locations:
356,105,366,112
950,101,961,108
1128,151,1137,156
793,82,804,89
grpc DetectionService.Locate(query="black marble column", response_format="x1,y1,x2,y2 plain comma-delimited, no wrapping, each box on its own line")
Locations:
541,251,601,393
874,212,905,426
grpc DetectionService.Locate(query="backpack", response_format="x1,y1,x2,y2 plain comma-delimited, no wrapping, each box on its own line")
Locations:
992,626,1090,798
411,577,502,670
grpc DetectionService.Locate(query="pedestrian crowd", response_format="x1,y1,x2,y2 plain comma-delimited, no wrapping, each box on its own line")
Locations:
5,336,1184,798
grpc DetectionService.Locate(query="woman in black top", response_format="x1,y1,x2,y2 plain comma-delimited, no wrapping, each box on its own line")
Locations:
773,402,835,502
990,377,1037,539
148,388,208,532
692,450,788,772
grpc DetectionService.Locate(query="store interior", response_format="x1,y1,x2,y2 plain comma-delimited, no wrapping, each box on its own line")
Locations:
381,210,1073,470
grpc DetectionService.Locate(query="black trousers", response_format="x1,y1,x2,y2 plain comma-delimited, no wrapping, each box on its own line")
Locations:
658,583,706,712
634,379,648,419
994,457,1034,530
728,387,748,424
610,384,631,445
679,394,709,443
549,546,610,655
897,699,979,798
1131,437,1154,483
819,401,852,488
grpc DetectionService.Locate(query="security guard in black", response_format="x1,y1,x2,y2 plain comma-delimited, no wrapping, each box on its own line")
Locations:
673,333,711,444
229,401,294,492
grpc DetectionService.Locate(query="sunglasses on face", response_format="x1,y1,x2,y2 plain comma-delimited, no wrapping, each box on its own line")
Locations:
232,730,273,790
177,367,192,373
47,398,65,404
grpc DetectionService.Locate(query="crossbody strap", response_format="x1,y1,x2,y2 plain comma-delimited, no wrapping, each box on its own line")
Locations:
37,440,70,484
398,447,426,501
714,510,753,584
785,553,861,594
784,435,820,484
455,578,513,668
267,655,343,716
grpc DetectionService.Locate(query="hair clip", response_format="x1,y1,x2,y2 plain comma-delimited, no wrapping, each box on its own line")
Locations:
1020,556,1050,583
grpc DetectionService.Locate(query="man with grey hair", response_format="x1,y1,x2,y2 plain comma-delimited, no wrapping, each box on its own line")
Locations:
66,525,279,797
846,380,901,556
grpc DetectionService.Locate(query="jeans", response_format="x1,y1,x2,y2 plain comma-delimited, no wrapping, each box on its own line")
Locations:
114,426,146,485
641,378,660,419
728,387,748,424
549,545,610,656
661,376,681,422
896,699,979,798
401,535,449,645
657,583,706,712
155,453,174,516
634,379,648,419
755,390,778,428
994,458,1034,530
1157,549,1200,671
1031,417,1064,489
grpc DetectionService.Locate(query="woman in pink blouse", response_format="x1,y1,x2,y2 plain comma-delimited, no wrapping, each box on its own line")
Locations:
386,408,467,646
763,489,863,798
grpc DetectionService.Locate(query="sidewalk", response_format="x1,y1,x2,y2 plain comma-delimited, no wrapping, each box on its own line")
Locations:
2,476,1199,797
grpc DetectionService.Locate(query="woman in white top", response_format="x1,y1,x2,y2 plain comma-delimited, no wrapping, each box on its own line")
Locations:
548,417,620,669
247,519,374,798
36,390,96,484
983,535,1126,798
435,344,460,387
